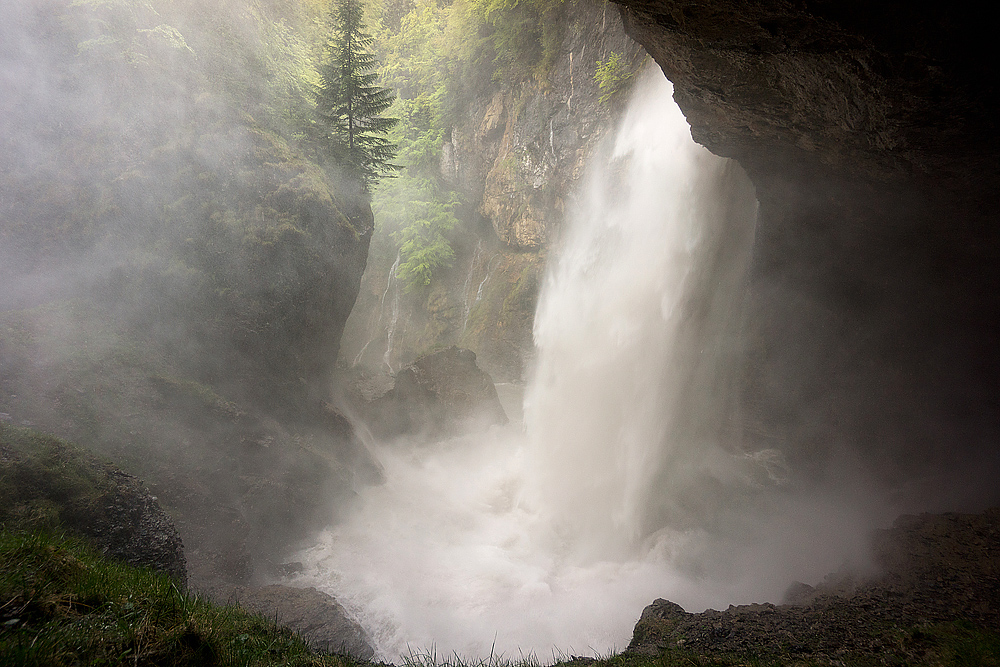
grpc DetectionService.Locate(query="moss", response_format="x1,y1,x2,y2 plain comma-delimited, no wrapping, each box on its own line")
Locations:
146,376,245,420
500,263,539,320
0,425,111,534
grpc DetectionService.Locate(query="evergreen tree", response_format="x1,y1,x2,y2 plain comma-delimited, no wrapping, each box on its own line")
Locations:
315,0,398,190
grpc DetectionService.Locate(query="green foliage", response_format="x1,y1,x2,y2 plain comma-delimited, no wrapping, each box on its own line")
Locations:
454,0,565,83
595,51,635,104
392,186,460,292
363,0,465,291
315,0,400,190
0,530,356,666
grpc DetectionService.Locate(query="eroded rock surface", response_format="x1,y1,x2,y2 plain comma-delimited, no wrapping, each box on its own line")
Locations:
449,0,642,249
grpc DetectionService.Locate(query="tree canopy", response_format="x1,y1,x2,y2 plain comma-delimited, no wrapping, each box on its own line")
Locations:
315,0,399,190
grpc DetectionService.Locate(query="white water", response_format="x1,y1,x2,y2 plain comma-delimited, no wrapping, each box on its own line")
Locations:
383,252,402,373
292,67,885,661
353,252,401,369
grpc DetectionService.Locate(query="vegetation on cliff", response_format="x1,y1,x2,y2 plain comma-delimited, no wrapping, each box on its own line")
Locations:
363,0,577,296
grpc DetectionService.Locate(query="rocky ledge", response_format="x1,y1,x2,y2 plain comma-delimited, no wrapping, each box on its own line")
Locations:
628,508,1000,663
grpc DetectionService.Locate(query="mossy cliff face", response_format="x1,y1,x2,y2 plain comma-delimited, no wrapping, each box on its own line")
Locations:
446,0,642,250
0,0,377,592
612,1,1000,503
109,118,374,411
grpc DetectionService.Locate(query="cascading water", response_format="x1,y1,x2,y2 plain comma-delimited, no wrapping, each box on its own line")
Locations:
292,66,884,660
383,252,402,373
460,240,486,333
353,252,402,368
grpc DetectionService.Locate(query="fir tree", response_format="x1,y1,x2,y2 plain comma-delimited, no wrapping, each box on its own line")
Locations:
315,0,398,190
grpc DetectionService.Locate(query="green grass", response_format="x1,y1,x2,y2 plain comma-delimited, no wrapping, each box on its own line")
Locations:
0,424,111,533
0,529,360,666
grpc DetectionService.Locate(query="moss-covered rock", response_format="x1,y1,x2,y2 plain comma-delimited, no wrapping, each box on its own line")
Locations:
0,424,187,587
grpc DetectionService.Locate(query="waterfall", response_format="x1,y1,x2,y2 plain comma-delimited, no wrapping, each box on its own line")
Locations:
291,65,882,660
382,253,402,373
460,240,486,333
523,64,756,560
353,252,401,368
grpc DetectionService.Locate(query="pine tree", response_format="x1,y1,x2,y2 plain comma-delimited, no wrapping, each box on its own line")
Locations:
315,0,398,190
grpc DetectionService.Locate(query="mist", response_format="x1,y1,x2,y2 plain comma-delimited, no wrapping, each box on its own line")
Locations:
3,0,995,662
1,0,375,594
289,67,892,660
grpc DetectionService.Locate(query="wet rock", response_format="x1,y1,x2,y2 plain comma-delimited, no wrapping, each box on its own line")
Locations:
455,0,642,250
365,346,508,440
627,508,1000,663
231,584,375,659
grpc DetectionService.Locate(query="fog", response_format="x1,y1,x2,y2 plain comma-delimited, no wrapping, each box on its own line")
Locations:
289,68,890,659
2,0,995,662
1,0,373,592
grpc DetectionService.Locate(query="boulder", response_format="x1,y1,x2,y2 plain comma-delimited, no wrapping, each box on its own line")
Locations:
365,346,508,440
231,584,375,659
0,424,187,587
626,508,1000,662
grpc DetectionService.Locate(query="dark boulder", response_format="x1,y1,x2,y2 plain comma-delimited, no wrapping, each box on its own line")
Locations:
231,584,375,659
365,346,509,440
627,508,1000,663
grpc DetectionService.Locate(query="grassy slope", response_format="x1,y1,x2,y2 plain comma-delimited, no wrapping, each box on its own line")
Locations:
0,529,356,666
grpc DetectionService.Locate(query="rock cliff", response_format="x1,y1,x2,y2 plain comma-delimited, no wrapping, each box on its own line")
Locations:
446,0,642,249
612,0,1000,505
342,0,645,381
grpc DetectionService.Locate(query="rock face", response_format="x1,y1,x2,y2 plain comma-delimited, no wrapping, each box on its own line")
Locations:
342,0,644,382
231,585,375,659
0,425,187,587
448,0,642,249
362,347,508,440
627,508,1000,663
612,0,1000,504
613,1,996,182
